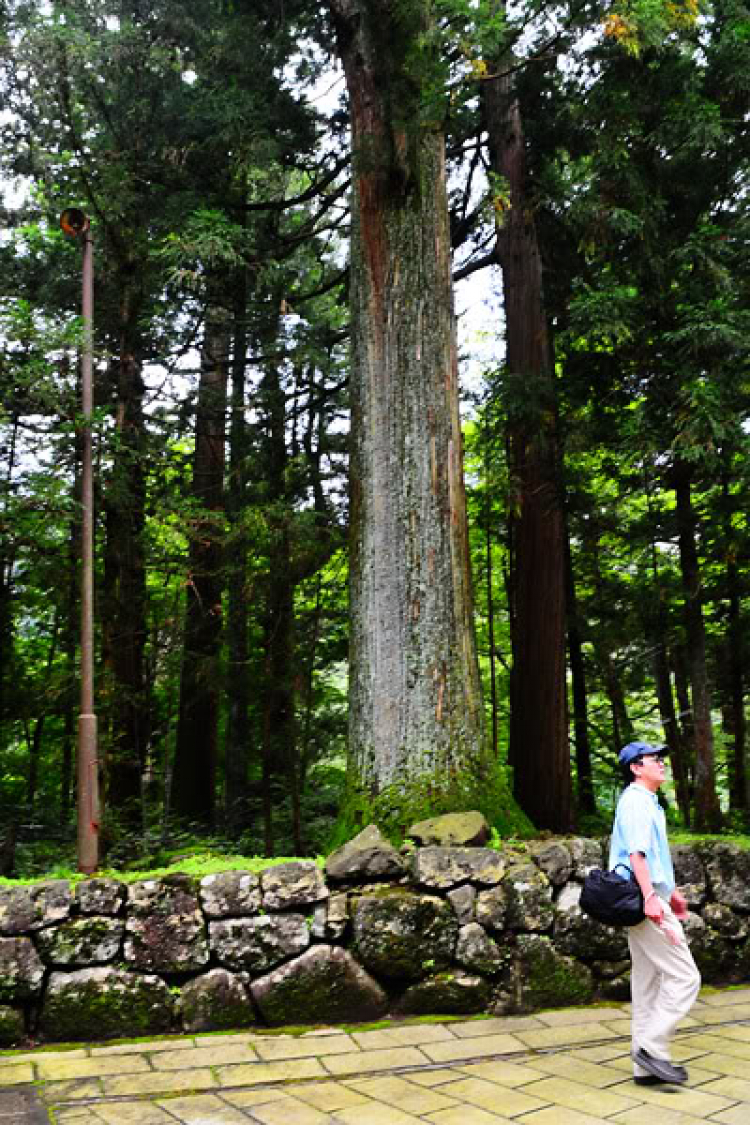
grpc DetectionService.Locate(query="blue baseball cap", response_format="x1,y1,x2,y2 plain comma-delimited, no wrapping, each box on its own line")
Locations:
619,741,667,766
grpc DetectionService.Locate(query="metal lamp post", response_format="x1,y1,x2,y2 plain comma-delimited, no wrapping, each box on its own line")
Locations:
60,208,100,874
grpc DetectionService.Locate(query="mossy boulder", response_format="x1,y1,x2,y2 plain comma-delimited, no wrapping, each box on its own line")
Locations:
325,826,405,882
515,934,593,1010
39,967,173,1042
178,968,255,1033
352,892,458,982
74,879,126,917
251,945,387,1025
0,1004,24,1047
209,914,310,973
199,872,261,918
35,917,124,967
531,841,573,887
683,913,750,983
124,876,208,973
407,812,490,848
0,937,45,1001
455,923,508,976
260,862,328,912
504,864,553,932
410,847,506,890
0,882,71,935
671,846,706,909
395,970,491,1015
553,883,628,961
702,843,750,913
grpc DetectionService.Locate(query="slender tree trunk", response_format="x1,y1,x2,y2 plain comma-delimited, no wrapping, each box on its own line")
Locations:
484,61,570,831
101,295,150,833
652,641,691,825
565,538,594,817
224,278,251,834
720,464,748,818
330,0,489,830
673,464,722,831
0,416,19,728
172,302,229,827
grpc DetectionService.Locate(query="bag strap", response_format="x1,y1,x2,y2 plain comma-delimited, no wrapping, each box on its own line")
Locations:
612,863,635,877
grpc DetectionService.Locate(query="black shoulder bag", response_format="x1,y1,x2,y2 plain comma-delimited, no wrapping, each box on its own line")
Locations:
579,864,645,927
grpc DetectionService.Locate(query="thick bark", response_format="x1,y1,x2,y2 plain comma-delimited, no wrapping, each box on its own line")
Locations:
172,304,229,826
565,538,594,817
483,62,571,831
224,283,251,834
101,322,150,832
720,466,748,817
673,464,722,831
330,0,488,819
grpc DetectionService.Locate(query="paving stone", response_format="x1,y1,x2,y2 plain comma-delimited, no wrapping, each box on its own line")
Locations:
346,1074,460,1114
518,1108,616,1124
685,1051,750,1078
0,1049,88,1065
154,1093,250,1123
709,1108,750,1125
709,1023,750,1043
102,1067,216,1096
569,1045,627,1063
514,1022,619,1050
0,1063,34,1086
334,1103,426,1124
243,1094,335,1124
323,1046,428,1076
216,1058,326,1086
0,1086,49,1124
292,1080,371,1111
352,1024,455,1049
612,1106,715,1124
96,1101,177,1124
253,1033,359,1060
522,1053,632,1087
456,1059,549,1085
420,1034,525,1064
36,1054,151,1080
221,1087,290,1108
428,1109,514,1124
150,1043,258,1069
447,1016,543,1038
42,1078,103,1101
700,988,750,1006
537,1007,626,1027
434,1076,550,1117
520,1074,640,1116
692,1003,750,1024
678,1032,750,1060
91,1038,198,1055
406,1068,469,1086
623,1082,737,1117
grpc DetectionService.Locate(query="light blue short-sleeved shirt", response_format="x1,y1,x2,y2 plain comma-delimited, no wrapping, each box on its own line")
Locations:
608,783,675,898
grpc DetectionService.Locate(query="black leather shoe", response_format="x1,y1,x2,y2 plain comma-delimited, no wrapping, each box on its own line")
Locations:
633,1075,663,1086
634,1049,688,1085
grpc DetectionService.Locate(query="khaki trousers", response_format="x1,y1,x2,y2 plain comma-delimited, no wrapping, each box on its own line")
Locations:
628,898,701,1074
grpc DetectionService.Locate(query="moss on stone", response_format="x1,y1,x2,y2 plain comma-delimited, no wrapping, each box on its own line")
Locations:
329,768,534,851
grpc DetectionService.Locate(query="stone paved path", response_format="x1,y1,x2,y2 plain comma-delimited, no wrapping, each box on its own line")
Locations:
4,987,750,1123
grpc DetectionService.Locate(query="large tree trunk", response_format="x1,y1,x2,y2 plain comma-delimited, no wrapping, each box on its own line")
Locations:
483,60,571,831
720,463,748,818
330,0,490,830
673,464,722,831
171,303,229,826
224,281,251,834
565,538,595,818
101,296,150,834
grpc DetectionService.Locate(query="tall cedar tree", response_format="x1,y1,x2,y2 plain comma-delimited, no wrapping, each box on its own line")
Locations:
328,0,494,830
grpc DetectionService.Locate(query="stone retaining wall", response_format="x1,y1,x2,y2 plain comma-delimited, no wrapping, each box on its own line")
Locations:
1,833,749,1045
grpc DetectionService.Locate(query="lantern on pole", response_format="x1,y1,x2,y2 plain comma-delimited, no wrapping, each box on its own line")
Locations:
60,208,100,874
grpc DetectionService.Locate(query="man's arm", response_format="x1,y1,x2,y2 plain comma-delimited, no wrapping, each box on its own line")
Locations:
630,851,664,923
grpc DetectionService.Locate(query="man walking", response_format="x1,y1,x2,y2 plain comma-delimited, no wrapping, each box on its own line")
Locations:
609,741,701,1085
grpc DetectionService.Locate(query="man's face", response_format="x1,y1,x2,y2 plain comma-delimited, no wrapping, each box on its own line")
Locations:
632,752,667,790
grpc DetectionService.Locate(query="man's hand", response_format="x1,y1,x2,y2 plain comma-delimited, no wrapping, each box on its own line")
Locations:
644,892,664,924
670,889,689,920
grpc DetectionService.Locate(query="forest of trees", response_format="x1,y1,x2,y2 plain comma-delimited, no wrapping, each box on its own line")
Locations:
0,0,748,871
